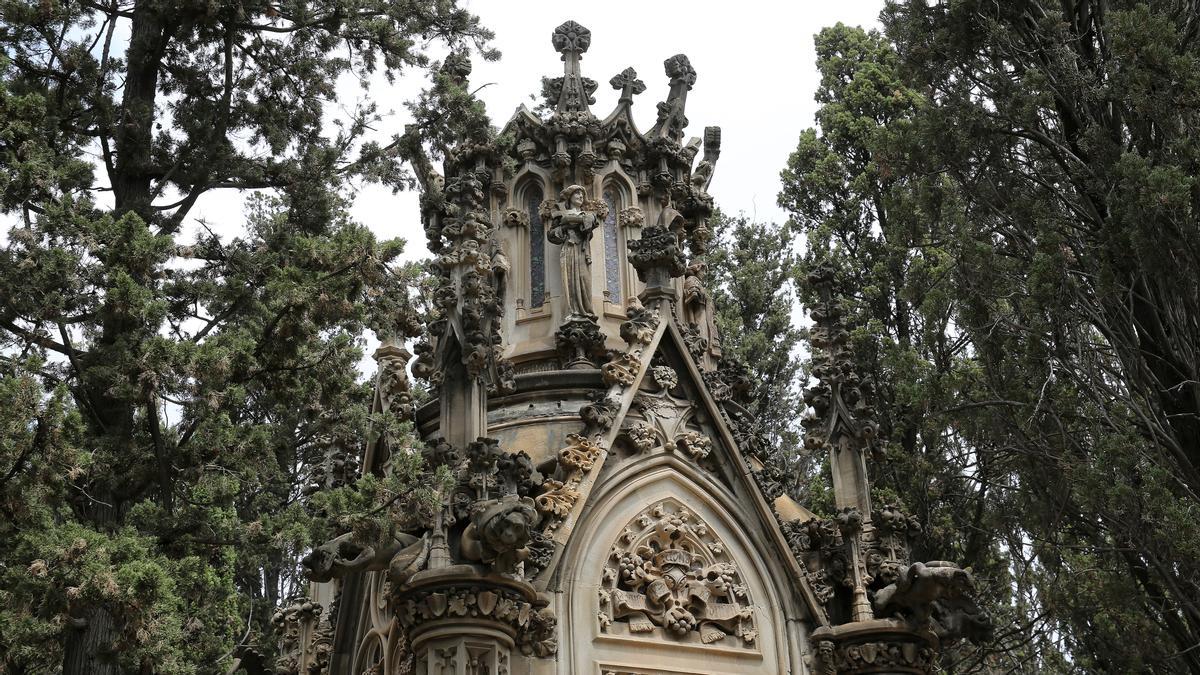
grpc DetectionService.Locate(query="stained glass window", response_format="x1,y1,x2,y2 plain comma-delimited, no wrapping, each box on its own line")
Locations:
603,188,621,302
528,187,545,308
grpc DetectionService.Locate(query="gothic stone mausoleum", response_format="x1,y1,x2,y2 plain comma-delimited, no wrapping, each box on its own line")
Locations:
272,21,991,675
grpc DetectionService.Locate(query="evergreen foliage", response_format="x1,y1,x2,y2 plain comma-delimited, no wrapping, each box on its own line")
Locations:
782,3,1200,671
0,1,493,672
705,212,809,495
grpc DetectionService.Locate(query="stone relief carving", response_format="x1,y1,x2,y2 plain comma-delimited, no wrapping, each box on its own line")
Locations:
619,297,659,346
619,363,718,473
557,433,603,472
673,430,712,460
618,206,644,230
650,365,678,391
459,495,539,575
555,316,606,369
535,479,581,520
598,499,757,647
679,322,708,363
501,206,527,229
618,424,658,455
581,392,621,431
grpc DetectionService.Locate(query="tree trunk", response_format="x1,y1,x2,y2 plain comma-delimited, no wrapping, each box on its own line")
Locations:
63,606,118,675
111,2,172,222
63,4,174,673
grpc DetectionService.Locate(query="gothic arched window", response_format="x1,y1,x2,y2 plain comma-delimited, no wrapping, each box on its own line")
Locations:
528,186,546,308
602,187,621,302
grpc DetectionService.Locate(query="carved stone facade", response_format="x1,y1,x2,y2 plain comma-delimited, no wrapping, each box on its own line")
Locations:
276,19,988,675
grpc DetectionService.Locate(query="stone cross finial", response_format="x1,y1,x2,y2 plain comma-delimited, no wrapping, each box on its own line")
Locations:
609,67,646,105
552,20,594,114
552,20,591,57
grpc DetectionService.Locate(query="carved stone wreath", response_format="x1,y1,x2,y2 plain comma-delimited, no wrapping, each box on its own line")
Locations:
598,499,757,647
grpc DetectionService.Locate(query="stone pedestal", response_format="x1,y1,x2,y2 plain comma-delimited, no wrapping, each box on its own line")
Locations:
810,619,936,675
412,626,511,675
397,567,556,675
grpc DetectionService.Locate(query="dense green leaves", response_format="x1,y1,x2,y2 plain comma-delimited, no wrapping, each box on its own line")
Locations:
705,212,808,493
0,1,492,672
783,3,1200,671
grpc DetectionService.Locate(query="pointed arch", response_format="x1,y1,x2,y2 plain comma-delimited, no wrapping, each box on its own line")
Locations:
602,186,621,303
600,170,636,306
527,186,546,308
556,458,811,674
512,175,548,310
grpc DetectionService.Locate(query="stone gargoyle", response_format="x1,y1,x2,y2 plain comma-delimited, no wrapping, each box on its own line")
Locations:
459,495,539,574
873,560,993,644
302,530,430,588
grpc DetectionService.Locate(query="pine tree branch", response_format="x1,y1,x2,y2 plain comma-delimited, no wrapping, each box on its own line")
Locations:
0,318,72,355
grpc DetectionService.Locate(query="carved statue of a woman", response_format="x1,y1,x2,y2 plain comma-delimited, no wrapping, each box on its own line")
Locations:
548,184,598,320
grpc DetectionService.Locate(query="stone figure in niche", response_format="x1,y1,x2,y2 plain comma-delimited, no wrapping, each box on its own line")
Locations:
682,261,721,359
548,184,599,320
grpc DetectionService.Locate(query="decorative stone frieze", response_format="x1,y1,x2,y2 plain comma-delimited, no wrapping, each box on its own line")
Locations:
815,636,935,675
396,575,557,659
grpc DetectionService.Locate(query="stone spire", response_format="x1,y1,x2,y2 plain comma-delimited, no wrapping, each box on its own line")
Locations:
802,262,878,624
797,263,993,674
649,54,697,142
803,262,878,521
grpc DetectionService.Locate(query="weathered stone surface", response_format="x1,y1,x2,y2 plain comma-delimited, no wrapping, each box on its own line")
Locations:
291,18,983,675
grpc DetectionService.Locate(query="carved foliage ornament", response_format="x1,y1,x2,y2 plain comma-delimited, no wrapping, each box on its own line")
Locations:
603,352,642,387
552,20,591,55
628,224,686,282
619,298,659,346
397,586,557,657
598,499,757,647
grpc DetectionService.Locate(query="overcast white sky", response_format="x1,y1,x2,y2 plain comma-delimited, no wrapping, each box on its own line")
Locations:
186,1,885,261
3,2,886,259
